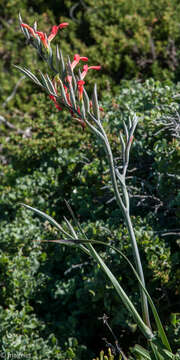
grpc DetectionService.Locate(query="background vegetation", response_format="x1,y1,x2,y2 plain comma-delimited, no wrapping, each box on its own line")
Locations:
0,0,180,359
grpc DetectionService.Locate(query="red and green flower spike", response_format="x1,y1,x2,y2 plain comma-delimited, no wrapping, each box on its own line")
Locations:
71,54,88,71
21,23,37,38
81,64,101,79
77,80,85,101
21,22,69,49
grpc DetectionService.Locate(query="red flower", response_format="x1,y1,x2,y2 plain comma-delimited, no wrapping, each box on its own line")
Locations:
48,23,69,42
81,65,101,79
21,23,37,38
66,75,72,84
71,54,88,71
49,95,62,111
21,22,69,49
65,74,73,87
77,80,85,101
35,31,49,48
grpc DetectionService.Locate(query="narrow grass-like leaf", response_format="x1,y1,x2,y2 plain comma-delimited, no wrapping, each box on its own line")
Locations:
19,13,30,40
63,216,78,239
43,239,76,246
56,45,61,74
66,57,77,108
47,45,53,69
132,345,151,360
80,99,86,119
150,342,164,360
39,71,49,90
62,210,91,256
21,203,90,255
59,49,66,80
58,78,69,106
46,74,56,96
92,83,100,121
86,243,154,340
33,21,37,31
110,246,172,352
14,66,42,87
72,238,171,352
86,113,105,141
69,81,77,110
34,34,41,49
72,71,77,92
150,340,174,360
78,69,82,80
39,72,57,96
20,203,71,238
45,238,90,256
83,88,90,113
18,13,23,24
87,111,104,134
67,56,72,73
64,200,89,241
21,24,30,40
128,116,132,130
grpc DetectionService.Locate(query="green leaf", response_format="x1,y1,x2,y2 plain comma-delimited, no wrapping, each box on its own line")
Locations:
14,65,42,87
92,83,100,121
39,71,52,93
132,344,151,359
46,74,57,96
83,88,90,113
62,237,171,352
86,243,154,341
19,203,71,238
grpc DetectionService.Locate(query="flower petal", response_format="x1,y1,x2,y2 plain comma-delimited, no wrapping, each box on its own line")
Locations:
21,23,37,38
59,22,69,29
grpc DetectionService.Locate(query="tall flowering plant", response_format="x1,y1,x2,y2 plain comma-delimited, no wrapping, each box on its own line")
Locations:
15,14,177,359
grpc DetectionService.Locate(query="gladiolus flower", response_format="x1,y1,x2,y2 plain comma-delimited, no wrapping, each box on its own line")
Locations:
21,23,37,38
48,23,69,42
21,22,69,49
77,80,85,101
36,31,49,48
81,65,101,79
71,54,88,71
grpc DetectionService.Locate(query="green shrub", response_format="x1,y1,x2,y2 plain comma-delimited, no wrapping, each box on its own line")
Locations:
2,0,180,115
62,0,180,87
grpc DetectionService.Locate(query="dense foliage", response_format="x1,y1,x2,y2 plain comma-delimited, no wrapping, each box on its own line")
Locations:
62,0,180,87
0,0,180,359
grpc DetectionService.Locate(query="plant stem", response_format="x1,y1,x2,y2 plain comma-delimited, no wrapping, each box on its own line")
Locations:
100,126,151,329
125,212,151,328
